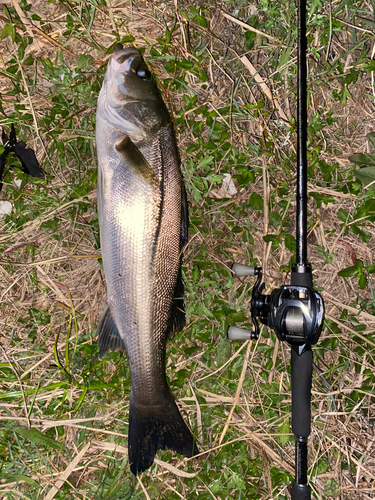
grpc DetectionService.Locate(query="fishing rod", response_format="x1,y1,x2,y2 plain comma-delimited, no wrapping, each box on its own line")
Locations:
227,0,324,498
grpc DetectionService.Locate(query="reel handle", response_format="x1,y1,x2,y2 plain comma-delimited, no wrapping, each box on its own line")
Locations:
227,325,256,341
231,263,257,277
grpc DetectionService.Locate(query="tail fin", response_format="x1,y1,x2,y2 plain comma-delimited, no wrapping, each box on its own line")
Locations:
128,390,199,475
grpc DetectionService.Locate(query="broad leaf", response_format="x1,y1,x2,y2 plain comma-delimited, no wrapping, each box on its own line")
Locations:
367,132,375,149
338,259,363,278
349,153,375,166
354,166,375,187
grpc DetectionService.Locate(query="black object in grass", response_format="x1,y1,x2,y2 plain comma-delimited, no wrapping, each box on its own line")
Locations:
0,124,44,192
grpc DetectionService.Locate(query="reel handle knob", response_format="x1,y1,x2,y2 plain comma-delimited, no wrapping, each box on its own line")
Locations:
227,326,256,341
231,263,257,277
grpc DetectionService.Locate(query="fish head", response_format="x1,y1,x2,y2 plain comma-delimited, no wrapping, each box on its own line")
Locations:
108,48,160,104
97,48,170,142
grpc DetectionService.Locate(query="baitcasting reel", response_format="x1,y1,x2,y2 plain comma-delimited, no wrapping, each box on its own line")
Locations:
228,263,324,353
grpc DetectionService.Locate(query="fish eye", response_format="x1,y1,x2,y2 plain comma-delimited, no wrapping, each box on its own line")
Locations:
137,69,151,80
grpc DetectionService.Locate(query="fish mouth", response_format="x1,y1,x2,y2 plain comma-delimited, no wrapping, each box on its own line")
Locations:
110,48,141,74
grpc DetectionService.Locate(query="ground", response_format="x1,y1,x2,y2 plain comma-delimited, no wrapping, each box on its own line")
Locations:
0,0,375,499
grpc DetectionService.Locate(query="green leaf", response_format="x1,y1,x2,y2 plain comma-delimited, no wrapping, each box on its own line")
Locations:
263,234,280,250
338,259,363,278
76,54,94,71
358,274,367,289
195,15,207,28
366,264,375,274
0,473,39,486
269,212,282,226
367,132,375,149
354,166,375,187
357,16,375,29
216,339,231,366
323,479,340,497
186,143,200,154
337,208,349,223
336,84,351,105
198,70,208,82
87,381,112,390
278,47,292,71
316,459,329,475
276,420,291,445
13,426,64,450
1,23,16,42
351,225,371,243
192,266,200,283
197,155,214,170
177,60,194,70
231,312,248,323
24,55,34,66
207,174,223,184
349,153,375,166
366,59,375,71
248,192,263,210
121,35,135,43
200,279,217,287
284,233,296,253
310,192,335,206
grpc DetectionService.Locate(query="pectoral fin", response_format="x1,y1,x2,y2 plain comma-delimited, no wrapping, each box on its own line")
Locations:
115,136,157,186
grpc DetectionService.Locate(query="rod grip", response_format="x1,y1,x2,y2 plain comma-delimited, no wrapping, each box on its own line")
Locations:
291,346,312,437
291,482,311,500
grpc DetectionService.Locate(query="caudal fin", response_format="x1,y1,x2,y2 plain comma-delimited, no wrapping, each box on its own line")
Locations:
128,390,199,475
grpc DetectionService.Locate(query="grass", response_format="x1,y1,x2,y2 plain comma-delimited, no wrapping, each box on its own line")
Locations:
0,0,375,498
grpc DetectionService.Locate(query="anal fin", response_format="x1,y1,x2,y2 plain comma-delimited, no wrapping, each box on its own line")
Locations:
97,304,125,357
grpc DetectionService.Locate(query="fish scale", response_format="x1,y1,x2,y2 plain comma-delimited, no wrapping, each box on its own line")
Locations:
96,47,198,474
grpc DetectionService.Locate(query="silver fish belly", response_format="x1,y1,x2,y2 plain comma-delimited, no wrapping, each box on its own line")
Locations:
95,47,197,475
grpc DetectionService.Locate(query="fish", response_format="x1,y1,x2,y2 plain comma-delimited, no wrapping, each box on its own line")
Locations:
95,47,198,475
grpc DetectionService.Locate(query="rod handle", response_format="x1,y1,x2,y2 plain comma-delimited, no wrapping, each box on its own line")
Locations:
291,346,312,437
291,482,311,500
